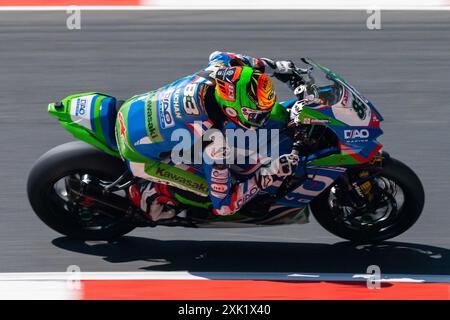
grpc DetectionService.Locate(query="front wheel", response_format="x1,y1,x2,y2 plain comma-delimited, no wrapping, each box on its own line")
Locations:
310,156,425,243
27,141,136,240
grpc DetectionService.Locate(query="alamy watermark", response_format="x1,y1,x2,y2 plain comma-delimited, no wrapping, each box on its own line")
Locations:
366,265,382,289
66,6,81,30
366,8,382,30
66,265,81,290
170,122,280,173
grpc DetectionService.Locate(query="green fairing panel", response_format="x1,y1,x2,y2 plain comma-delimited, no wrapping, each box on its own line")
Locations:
174,193,211,209
309,153,359,166
269,102,290,123
114,99,151,163
143,160,210,197
299,107,346,127
48,92,121,158
299,107,364,165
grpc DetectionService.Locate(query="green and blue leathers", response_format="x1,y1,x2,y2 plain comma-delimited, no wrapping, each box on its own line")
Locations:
115,51,289,215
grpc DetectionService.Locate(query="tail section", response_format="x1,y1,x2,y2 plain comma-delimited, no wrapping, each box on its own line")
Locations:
48,92,120,157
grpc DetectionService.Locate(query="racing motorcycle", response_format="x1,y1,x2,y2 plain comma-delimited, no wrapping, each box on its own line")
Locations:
27,58,425,243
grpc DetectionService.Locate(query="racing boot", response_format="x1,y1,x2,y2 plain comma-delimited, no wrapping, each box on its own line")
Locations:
129,181,178,222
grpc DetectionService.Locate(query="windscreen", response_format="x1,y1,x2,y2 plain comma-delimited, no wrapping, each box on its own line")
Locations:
301,62,344,106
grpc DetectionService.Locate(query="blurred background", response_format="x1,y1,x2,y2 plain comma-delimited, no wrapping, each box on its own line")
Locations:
0,10,449,275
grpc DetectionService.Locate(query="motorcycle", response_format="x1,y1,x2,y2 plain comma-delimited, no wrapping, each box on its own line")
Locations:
27,58,425,243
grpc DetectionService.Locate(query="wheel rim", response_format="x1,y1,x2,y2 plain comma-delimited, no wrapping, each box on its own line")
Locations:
328,175,406,233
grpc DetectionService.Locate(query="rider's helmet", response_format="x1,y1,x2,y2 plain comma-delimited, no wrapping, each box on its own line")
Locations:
214,66,276,129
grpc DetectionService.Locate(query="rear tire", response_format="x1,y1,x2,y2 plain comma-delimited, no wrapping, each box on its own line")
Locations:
27,141,136,240
311,157,425,243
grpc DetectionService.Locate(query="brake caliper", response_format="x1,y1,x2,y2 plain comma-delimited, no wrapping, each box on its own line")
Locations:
358,170,372,193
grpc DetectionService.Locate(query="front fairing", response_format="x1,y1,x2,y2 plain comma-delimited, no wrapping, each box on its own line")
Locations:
294,59,384,166
313,60,384,122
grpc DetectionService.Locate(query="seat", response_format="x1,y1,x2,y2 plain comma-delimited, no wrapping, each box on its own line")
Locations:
98,96,121,150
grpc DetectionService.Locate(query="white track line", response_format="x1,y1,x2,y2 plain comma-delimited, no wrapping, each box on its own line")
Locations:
0,281,80,300
0,272,447,299
0,272,449,283
1,6,450,11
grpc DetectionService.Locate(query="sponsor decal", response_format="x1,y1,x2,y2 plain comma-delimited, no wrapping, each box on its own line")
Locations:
341,87,349,106
212,168,227,179
75,98,87,116
211,191,227,199
224,107,237,118
211,183,228,193
216,67,242,82
216,68,241,102
302,118,330,125
117,111,131,149
160,91,175,129
155,167,208,194
235,185,259,210
216,79,236,102
289,174,334,200
344,129,370,140
173,88,183,119
145,92,163,143
70,95,95,131
118,112,126,139
227,84,235,100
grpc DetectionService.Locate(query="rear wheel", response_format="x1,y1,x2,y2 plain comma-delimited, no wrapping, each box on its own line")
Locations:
27,142,136,240
311,156,425,243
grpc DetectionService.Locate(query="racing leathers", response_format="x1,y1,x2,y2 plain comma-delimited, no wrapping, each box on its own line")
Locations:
115,51,296,218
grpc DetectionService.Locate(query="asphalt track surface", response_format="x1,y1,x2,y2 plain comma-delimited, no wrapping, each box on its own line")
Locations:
0,11,449,275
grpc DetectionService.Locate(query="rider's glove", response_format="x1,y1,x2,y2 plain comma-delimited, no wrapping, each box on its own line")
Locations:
257,153,299,189
261,58,294,77
274,61,296,90
275,153,300,177
260,58,302,91
260,153,300,180
274,60,295,75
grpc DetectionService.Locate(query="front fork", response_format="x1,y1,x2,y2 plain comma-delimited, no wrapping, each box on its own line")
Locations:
334,151,386,210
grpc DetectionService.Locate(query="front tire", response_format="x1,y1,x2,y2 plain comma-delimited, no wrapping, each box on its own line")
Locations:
311,157,425,243
27,141,136,240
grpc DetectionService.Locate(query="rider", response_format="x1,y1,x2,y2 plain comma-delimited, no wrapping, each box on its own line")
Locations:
116,51,300,221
